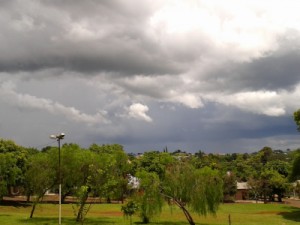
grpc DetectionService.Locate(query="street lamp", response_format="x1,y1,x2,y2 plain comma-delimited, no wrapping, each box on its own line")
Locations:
50,133,65,225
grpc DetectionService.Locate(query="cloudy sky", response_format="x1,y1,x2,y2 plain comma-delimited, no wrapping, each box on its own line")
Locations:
1,0,300,153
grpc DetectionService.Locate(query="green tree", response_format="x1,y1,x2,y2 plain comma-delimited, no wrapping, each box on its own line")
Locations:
294,109,300,131
25,152,56,218
268,170,289,202
290,153,300,181
162,163,223,225
0,139,35,197
266,160,290,178
59,143,86,203
132,151,174,179
248,169,289,203
223,172,237,202
89,144,131,203
72,185,92,224
134,170,163,223
121,200,139,225
0,153,21,199
72,150,97,222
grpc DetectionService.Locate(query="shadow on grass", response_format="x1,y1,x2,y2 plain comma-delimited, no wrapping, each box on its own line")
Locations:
280,206,300,222
18,217,117,225
0,200,31,208
148,222,209,225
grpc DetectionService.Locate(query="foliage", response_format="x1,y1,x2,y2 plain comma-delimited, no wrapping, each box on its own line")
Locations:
0,153,21,199
134,170,163,223
248,169,289,203
25,152,56,218
132,151,174,179
72,185,92,224
294,109,300,131
223,172,237,202
0,136,298,224
290,153,300,181
295,181,300,198
0,139,36,199
89,144,131,202
162,163,223,225
121,200,139,225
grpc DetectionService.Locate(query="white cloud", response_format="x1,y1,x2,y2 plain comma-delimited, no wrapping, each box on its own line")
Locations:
128,103,152,122
149,0,300,63
0,81,109,125
169,92,203,109
207,90,286,116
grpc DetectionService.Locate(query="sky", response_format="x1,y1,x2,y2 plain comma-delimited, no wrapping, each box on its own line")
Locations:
1,0,300,153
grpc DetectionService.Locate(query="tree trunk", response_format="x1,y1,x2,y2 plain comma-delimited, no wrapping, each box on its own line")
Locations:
173,199,195,225
76,192,88,222
30,195,43,218
160,193,196,225
26,193,31,203
29,190,47,219
278,194,282,202
62,191,70,203
29,202,36,219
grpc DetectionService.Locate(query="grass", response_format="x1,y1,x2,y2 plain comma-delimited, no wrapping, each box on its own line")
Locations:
0,201,299,225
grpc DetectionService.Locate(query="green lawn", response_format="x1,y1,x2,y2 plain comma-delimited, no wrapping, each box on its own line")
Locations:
0,202,299,225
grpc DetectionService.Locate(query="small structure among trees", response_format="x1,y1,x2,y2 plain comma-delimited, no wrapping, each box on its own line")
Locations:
235,182,249,200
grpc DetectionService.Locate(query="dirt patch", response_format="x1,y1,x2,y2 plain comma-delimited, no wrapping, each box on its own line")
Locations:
2,195,121,204
283,198,300,208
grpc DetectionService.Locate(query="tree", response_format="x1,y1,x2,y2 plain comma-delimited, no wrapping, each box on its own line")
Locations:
134,170,163,223
121,200,139,225
248,169,289,203
266,160,290,178
71,150,97,222
132,151,174,179
257,146,273,165
291,109,300,181
162,163,223,225
0,153,21,199
59,143,85,203
72,185,92,224
268,170,289,202
89,144,131,203
0,139,34,197
294,109,300,131
25,152,56,218
290,153,300,181
223,172,237,202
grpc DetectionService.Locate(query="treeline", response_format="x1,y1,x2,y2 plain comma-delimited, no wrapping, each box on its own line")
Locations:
0,138,300,224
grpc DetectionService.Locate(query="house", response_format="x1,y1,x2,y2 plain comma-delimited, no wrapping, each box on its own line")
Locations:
235,182,249,200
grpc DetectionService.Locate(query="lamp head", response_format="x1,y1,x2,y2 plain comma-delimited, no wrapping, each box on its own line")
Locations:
50,135,57,139
49,133,65,140
58,133,65,139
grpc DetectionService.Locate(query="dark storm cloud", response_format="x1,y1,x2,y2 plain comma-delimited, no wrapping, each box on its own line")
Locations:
0,0,181,75
85,102,298,153
1,0,300,153
203,50,300,93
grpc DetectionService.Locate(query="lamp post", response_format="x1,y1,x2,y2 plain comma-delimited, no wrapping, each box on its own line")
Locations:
50,133,65,225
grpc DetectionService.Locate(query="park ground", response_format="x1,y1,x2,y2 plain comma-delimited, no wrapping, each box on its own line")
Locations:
0,196,300,225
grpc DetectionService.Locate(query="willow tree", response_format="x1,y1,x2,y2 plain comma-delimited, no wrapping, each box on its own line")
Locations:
292,110,300,180
134,170,163,223
162,163,223,225
294,109,300,131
